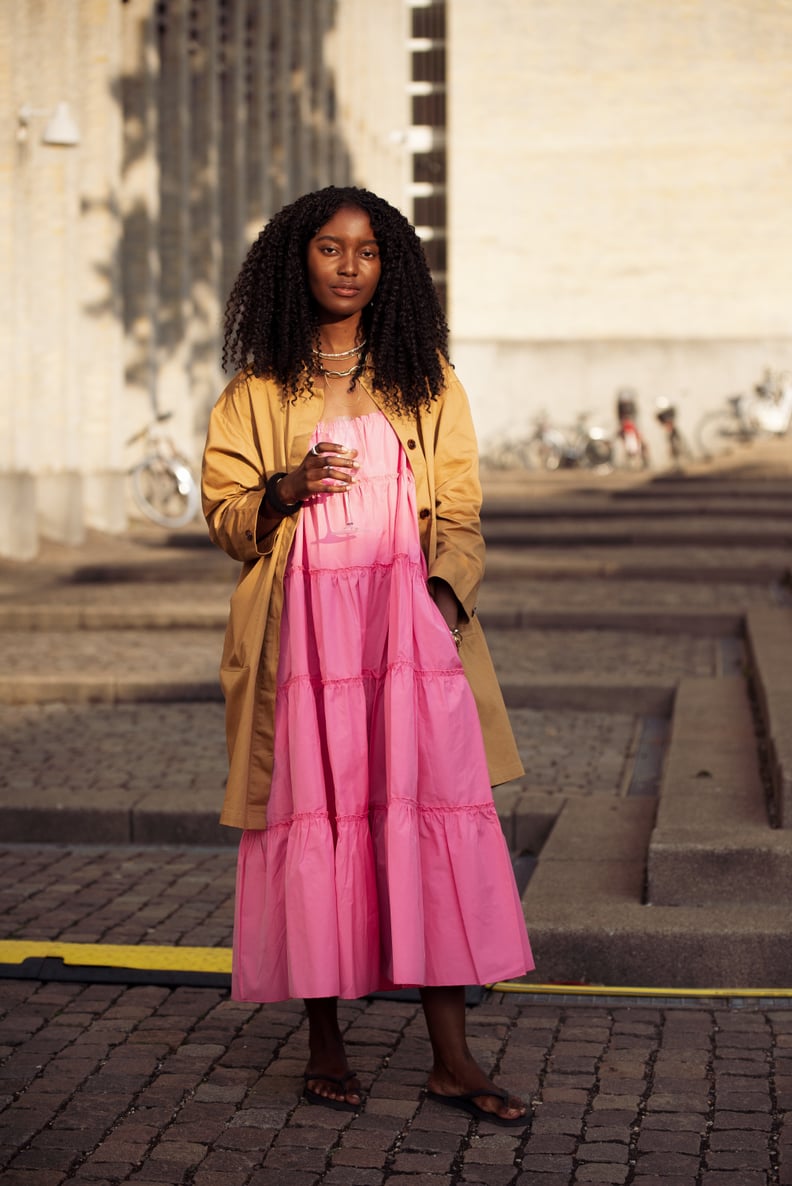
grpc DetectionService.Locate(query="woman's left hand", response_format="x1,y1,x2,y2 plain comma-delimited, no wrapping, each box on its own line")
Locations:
429,578,460,631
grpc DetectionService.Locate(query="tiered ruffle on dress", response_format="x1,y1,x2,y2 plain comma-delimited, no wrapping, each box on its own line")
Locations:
233,412,533,1002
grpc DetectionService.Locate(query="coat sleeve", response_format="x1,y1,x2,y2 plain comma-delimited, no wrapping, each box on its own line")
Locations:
426,367,486,619
201,372,281,562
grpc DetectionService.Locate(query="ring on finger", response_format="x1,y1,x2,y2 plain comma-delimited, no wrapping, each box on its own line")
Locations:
310,444,320,456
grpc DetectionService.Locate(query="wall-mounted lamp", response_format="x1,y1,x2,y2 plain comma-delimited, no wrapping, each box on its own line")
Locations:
18,101,80,147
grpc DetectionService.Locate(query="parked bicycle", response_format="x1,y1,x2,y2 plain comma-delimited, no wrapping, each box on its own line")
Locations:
480,409,613,472
127,411,200,528
695,369,792,461
557,411,614,471
655,397,693,468
614,389,650,470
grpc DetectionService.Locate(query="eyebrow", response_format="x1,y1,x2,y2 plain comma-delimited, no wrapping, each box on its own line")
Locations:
315,234,378,246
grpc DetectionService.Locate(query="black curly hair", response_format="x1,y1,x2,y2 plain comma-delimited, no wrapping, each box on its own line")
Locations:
222,186,449,413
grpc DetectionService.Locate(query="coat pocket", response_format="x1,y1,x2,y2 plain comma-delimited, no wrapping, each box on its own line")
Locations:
459,616,524,787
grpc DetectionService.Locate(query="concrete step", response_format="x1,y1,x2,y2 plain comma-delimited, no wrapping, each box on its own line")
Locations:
483,518,792,548
646,677,792,905
484,545,792,584
747,606,792,826
484,497,792,520
521,794,792,988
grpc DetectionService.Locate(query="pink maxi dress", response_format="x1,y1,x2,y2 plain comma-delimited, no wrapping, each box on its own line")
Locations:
233,411,533,1002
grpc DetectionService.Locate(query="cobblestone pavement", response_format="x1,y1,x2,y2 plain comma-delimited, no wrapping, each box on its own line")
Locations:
2,454,792,1183
2,971,792,1186
486,629,721,679
0,846,234,948
0,702,656,813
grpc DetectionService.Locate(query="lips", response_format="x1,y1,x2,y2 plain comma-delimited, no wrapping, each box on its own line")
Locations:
330,285,360,297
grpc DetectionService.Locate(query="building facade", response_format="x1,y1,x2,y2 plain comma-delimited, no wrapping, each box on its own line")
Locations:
1,0,790,558
448,0,792,455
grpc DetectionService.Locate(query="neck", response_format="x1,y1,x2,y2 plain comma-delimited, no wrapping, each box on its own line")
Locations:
316,313,363,357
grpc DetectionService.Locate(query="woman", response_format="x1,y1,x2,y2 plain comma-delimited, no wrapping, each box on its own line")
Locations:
202,186,534,1126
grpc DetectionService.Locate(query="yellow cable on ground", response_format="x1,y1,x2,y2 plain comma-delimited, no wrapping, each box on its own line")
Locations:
2,942,791,999
0,940,231,975
490,981,792,999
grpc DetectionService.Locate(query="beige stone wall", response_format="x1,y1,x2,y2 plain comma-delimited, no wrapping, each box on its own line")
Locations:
447,0,792,447
0,0,410,558
0,0,124,553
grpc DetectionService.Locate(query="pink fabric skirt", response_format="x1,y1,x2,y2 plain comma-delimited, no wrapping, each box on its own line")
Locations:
233,411,533,1002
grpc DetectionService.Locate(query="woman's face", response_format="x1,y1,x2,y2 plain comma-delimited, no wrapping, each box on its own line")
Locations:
306,205,381,320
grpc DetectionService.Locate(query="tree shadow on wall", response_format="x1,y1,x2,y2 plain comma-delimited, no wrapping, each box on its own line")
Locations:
89,0,357,439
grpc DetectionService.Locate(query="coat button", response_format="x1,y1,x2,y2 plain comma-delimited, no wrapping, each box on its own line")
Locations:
419,507,430,519
245,530,253,541
406,438,417,449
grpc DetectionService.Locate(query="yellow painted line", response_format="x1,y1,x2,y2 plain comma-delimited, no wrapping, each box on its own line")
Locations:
491,981,792,999
0,940,231,975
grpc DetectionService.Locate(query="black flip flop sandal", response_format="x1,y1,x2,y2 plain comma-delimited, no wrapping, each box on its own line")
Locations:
302,1070,362,1113
425,1088,529,1128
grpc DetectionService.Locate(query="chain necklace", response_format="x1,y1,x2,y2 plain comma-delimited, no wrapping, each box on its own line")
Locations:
318,361,361,378
312,339,367,361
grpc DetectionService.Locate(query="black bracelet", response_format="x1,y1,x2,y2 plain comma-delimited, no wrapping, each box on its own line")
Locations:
265,472,303,516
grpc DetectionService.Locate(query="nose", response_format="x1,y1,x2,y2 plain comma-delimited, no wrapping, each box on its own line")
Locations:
337,249,358,276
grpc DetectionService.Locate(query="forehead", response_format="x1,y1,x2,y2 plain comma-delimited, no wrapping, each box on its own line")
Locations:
312,205,377,241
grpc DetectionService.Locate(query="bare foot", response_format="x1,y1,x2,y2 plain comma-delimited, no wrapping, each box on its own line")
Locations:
304,1064,362,1108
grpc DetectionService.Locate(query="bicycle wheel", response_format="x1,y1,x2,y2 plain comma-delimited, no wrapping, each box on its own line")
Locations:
695,411,748,461
583,436,614,471
130,455,200,528
525,433,564,471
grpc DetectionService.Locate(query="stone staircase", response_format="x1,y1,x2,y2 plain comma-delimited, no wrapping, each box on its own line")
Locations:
3,444,792,987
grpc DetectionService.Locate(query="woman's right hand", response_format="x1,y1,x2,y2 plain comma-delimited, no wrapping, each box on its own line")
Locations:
278,442,359,503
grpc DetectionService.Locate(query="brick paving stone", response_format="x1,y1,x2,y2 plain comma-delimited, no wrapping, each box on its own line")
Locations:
322,1171,387,1186
191,1173,251,1186
631,1178,698,1186
712,1109,773,1129
384,1176,450,1186
575,1166,629,1184
0,1172,67,1185
525,1133,577,1154
636,1151,701,1173
247,1173,320,1186
578,1141,630,1163
512,1176,570,1186
520,1152,576,1174
699,1174,767,1185
637,1129,701,1154
459,1169,515,1186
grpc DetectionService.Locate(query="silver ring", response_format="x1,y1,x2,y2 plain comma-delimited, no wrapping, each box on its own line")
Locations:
310,444,320,456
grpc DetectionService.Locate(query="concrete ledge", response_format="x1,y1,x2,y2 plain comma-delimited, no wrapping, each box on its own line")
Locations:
484,520,792,548
0,676,222,705
521,793,792,986
492,788,560,853
747,607,792,826
0,604,229,630
524,900,792,988
0,797,236,847
480,607,743,635
484,553,790,585
646,677,789,905
501,678,674,715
